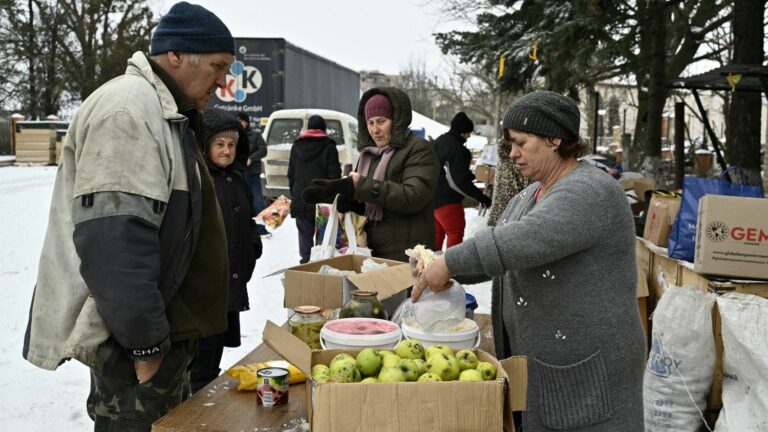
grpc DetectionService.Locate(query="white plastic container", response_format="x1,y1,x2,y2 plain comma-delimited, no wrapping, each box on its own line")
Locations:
320,318,402,349
401,318,481,350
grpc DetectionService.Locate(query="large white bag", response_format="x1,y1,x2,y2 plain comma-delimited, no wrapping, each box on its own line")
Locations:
310,195,371,262
714,293,768,432
643,285,716,432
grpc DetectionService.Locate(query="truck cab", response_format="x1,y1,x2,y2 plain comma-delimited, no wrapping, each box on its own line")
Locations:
261,109,359,199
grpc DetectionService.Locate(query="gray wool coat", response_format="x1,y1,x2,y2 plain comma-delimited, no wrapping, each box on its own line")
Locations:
446,161,645,432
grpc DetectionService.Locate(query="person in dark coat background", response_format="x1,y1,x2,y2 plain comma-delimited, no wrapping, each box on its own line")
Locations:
433,112,492,249
301,88,439,262
287,115,341,263
236,112,269,235
190,108,263,392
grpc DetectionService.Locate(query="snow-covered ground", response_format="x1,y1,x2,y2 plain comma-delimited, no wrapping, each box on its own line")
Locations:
0,165,490,431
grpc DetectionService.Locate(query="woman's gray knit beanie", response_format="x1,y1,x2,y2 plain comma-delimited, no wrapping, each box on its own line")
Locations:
502,90,580,141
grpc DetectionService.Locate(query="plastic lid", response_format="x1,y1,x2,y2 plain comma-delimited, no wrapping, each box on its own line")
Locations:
401,318,479,342
321,318,401,346
294,305,321,314
465,293,478,309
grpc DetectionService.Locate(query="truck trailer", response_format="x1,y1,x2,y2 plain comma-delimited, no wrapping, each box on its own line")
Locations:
207,37,361,128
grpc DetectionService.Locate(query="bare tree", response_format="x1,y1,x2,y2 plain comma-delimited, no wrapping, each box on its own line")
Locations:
0,0,154,115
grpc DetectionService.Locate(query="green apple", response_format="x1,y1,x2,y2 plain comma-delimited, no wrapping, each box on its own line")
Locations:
378,367,407,382
395,339,425,360
416,372,442,382
426,352,461,381
329,359,360,383
458,369,484,382
413,359,427,376
361,377,379,383
329,353,355,370
312,364,331,383
476,361,497,380
356,348,383,377
378,350,396,357
455,349,479,371
396,358,421,381
382,354,402,369
425,344,454,360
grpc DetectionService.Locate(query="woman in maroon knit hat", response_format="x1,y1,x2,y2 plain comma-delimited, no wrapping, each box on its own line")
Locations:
302,88,439,262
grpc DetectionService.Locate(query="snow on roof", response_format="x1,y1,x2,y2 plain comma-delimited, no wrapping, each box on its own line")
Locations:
410,111,449,140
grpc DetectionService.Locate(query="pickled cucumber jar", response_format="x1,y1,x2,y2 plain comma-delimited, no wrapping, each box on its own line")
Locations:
288,306,326,349
339,290,388,320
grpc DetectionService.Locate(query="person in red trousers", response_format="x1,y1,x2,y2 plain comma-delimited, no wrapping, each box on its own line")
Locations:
432,112,491,249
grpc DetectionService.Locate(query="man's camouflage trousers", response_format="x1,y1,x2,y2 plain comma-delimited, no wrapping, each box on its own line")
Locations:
87,338,198,431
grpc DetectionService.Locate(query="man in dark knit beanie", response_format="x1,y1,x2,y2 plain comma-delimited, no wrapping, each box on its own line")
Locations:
432,111,491,249
23,2,236,430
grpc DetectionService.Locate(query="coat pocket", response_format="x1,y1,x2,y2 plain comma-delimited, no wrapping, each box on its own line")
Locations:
533,350,612,430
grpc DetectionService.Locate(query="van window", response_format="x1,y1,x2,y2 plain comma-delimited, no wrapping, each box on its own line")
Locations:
326,120,344,144
266,119,303,145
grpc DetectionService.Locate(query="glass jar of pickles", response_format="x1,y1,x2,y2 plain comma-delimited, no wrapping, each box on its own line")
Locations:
288,306,326,349
339,290,388,320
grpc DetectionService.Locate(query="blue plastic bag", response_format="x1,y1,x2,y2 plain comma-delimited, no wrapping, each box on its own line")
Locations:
668,170,763,262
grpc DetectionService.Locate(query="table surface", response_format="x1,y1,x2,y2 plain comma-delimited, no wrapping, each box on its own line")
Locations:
152,313,494,432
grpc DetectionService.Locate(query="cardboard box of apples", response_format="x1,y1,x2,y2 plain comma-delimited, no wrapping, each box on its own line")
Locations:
264,321,526,432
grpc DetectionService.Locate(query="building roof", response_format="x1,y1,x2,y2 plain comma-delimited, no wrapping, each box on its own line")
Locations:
668,64,768,92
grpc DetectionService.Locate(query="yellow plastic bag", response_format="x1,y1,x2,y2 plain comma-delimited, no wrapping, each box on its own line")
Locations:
225,360,306,391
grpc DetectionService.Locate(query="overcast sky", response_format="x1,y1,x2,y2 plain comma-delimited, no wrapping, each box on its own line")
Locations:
158,0,466,75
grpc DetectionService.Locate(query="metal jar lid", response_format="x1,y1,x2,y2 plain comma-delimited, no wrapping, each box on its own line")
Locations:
294,305,321,314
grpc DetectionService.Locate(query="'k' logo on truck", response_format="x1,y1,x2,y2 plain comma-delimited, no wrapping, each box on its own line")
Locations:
217,60,263,103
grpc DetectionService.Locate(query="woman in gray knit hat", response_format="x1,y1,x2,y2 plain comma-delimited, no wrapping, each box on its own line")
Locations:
414,90,645,431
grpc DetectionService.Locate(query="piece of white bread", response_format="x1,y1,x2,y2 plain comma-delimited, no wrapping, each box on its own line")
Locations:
404,244,437,273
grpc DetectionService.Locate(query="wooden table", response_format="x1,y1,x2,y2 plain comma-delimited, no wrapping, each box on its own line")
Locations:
152,314,494,432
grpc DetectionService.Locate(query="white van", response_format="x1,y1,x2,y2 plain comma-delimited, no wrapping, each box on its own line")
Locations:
261,109,359,199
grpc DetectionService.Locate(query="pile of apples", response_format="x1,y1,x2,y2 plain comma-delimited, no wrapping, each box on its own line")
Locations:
311,340,497,383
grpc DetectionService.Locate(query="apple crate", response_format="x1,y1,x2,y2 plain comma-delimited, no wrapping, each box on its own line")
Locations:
264,320,527,432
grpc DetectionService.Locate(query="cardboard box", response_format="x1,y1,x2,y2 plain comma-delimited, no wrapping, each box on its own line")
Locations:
642,192,681,247
649,248,681,300
283,255,413,311
694,195,768,280
474,164,496,184
263,321,528,432
635,238,652,341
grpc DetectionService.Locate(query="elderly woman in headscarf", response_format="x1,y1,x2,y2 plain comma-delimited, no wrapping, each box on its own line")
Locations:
413,91,645,432
303,88,439,262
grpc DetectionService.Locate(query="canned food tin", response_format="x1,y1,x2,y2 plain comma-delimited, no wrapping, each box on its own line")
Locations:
256,367,290,407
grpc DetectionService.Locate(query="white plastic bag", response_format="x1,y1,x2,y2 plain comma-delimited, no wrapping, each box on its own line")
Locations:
391,281,466,332
643,285,716,432
714,293,768,432
360,258,388,273
311,195,371,262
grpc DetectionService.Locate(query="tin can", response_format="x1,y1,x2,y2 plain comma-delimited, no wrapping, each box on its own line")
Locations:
256,367,289,407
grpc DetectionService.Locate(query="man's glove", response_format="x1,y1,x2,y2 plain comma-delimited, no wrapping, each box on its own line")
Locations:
479,194,492,208
301,177,355,205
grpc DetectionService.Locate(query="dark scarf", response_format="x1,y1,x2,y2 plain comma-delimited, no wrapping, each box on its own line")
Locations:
356,145,395,221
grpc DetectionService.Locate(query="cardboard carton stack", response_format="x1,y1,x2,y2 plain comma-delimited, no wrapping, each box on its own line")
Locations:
694,195,768,280
474,164,496,184
642,191,681,247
